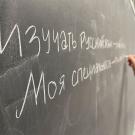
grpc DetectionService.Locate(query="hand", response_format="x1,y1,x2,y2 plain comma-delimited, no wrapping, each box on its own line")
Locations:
128,55,135,74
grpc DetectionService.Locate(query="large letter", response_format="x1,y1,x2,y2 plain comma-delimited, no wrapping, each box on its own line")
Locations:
72,70,78,87
60,31,68,50
48,81,57,100
42,28,51,54
59,74,66,95
16,71,46,119
16,71,34,119
53,29,60,53
80,31,86,49
0,24,22,57
25,25,41,56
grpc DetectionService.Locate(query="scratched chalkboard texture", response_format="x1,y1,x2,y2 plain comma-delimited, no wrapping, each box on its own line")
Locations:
0,0,134,135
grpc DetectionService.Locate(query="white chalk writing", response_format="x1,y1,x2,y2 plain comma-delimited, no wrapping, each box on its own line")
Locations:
16,71,66,118
0,24,125,57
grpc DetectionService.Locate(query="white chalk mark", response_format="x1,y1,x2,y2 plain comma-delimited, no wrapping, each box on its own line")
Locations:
60,31,68,51
16,71,34,119
59,74,66,95
48,81,57,100
0,24,22,57
42,28,51,54
25,25,41,56
53,29,60,52
72,70,78,87
16,71,47,118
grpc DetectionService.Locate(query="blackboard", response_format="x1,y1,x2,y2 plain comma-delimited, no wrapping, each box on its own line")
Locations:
0,0,134,135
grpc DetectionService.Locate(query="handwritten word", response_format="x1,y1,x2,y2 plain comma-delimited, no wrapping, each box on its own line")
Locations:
42,28,77,54
16,71,66,118
80,32,125,50
72,60,112,87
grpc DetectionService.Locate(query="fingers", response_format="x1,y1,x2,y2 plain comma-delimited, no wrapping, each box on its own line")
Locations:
128,55,135,69
128,55,133,66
